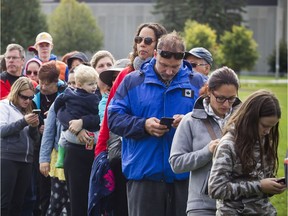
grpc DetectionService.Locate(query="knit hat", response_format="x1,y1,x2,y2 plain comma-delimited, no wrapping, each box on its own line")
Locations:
23,58,42,76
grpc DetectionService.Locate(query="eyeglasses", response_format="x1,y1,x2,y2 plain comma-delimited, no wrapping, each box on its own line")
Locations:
134,36,155,45
5,56,22,61
191,63,208,68
211,91,237,104
26,70,38,76
18,93,34,101
157,49,185,60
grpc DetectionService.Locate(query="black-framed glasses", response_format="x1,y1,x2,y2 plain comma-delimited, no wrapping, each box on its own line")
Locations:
211,91,237,104
191,62,208,68
18,93,34,101
26,70,38,76
134,36,155,45
157,49,185,60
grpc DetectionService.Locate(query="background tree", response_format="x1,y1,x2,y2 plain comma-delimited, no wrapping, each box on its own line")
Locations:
152,0,191,32
183,20,223,68
186,0,247,38
48,0,103,56
220,25,258,74
153,0,247,38
267,40,287,75
1,0,47,53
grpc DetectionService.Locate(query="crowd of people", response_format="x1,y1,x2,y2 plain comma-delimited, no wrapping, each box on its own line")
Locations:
0,22,286,216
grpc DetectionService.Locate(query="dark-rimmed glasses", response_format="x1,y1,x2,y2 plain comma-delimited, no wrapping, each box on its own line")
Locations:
134,36,155,45
211,91,237,104
26,70,38,76
157,49,185,60
18,93,34,101
191,63,208,68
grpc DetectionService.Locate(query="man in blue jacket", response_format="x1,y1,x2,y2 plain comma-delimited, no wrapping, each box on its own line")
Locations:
108,31,204,216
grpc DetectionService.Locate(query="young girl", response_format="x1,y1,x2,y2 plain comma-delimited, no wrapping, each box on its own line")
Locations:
208,90,286,215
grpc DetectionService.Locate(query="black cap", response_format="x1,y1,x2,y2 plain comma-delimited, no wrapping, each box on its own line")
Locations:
67,52,89,69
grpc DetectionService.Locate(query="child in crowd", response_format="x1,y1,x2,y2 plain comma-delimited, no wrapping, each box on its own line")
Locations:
54,64,100,168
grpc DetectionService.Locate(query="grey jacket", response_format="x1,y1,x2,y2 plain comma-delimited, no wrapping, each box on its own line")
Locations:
0,99,39,163
39,102,62,163
169,96,241,213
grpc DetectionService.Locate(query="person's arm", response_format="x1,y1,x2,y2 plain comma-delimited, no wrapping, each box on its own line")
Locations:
208,139,263,200
0,104,28,137
169,114,214,174
95,68,131,156
107,76,148,139
39,103,57,164
0,79,10,100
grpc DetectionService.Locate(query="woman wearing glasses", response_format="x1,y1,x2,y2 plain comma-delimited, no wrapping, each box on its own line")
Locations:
0,77,40,215
24,58,42,84
169,66,241,216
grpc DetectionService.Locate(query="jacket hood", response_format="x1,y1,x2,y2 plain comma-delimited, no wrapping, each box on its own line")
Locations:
192,96,242,119
23,58,42,76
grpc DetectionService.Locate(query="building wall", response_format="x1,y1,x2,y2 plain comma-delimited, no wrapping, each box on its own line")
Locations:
41,1,286,73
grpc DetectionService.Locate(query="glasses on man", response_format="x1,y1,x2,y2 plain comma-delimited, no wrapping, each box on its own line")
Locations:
5,56,21,61
211,91,237,104
134,36,155,46
26,70,38,76
157,49,185,60
18,93,34,101
191,63,208,68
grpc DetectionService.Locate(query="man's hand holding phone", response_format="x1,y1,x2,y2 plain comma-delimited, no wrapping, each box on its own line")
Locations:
160,117,174,129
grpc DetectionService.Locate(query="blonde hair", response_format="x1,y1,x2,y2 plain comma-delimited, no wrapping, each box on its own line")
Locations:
90,50,115,69
8,77,35,113
74,64,98,85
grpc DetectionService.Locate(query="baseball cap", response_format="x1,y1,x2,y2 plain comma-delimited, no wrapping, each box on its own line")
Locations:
28,45,38,55
35,32,53,46
67,52,89,69
184,47,213,66
99,58,130,87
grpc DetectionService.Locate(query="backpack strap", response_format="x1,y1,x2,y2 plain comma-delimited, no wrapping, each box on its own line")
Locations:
203,118,217,140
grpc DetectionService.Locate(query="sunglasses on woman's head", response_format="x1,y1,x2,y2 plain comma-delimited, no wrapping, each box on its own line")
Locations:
26,70,38,76
157,49,185,60
18,93,34,101
134,36,155,45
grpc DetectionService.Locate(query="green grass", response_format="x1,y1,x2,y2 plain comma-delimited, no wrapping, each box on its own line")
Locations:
238,76,287,216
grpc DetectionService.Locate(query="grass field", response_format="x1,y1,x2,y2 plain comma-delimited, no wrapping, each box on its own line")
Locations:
239,75,287,216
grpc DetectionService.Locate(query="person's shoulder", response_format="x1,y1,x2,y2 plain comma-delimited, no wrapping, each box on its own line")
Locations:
0,71,8,80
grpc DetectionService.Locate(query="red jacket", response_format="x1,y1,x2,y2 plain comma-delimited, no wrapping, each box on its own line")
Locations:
95,66,133,156
0,72,37,100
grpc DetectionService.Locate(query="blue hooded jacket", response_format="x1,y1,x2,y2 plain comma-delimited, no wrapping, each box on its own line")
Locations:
108,58,204,182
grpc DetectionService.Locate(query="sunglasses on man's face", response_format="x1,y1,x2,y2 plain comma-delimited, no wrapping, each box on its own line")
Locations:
26,70,38,76
18,93,34,101
134,36,155,46
157,49,185,60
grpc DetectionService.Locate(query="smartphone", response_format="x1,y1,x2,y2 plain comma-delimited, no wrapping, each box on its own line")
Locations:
32,109,41,114
160,117,174,129
276,177,286,184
